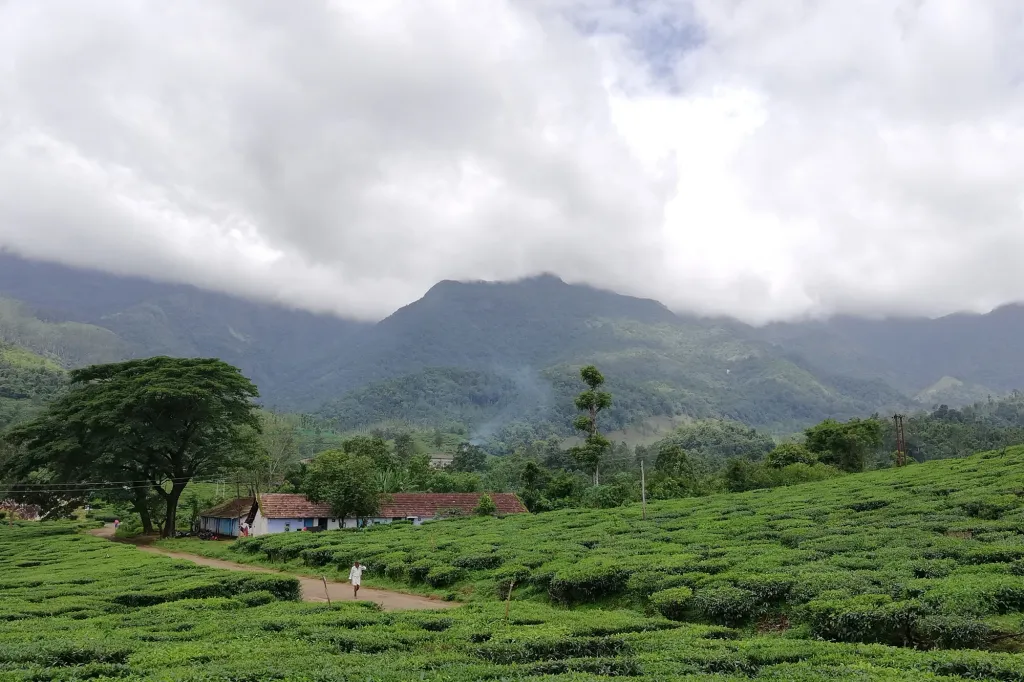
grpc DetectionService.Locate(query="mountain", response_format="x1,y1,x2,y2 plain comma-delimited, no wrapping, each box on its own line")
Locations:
0,253,368,403
0,252,1022,441
758,308,1024,399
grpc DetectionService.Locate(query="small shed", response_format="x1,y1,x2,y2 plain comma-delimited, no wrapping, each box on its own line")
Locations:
198,497,257,537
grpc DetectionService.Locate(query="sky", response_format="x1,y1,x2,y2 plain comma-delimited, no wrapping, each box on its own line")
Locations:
2,0,1023,324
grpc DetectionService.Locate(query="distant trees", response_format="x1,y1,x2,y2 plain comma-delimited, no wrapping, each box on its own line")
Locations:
805,418,883,473
450,442,487,472
4,357,259,536
766,443,815,468
648,442,697,499
570,366,612,485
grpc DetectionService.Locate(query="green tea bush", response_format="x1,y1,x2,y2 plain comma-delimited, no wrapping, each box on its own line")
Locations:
649,586,693,621
425,565,465,587
547,557,630,605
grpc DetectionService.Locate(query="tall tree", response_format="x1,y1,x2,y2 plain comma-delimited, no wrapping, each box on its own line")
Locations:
302,449,380,524
4,357,259,536
393,433,416,463
570,365,612,485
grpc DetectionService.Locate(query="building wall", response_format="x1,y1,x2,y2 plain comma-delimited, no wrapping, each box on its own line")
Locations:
248,515,426,535
199,516,240,537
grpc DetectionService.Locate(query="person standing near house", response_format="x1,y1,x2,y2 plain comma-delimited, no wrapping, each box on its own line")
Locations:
348,561,366,598
239,519,249,537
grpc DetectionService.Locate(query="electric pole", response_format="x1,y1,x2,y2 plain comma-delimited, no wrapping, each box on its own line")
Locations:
640,459,647,521
893,414,907,467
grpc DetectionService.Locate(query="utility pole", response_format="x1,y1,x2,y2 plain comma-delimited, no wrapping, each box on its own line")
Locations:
893,414,907,467
640,459,647,521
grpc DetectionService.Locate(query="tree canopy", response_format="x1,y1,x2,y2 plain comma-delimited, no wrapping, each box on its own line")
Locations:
301,449,381,522
4,356,259,535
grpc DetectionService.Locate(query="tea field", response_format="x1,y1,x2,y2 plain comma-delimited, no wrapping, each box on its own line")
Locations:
9,524,1024,679
169,446,1024,654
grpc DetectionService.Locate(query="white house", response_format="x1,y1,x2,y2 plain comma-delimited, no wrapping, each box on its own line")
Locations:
201,493,527,537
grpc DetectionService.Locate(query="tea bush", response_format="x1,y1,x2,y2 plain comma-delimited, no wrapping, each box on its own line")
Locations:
7,522,1024,680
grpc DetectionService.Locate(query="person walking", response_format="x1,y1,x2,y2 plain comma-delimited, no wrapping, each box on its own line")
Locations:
348,561,366,598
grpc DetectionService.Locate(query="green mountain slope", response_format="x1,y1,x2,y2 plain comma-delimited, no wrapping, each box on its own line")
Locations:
5,253,1024,441
0,297,130,366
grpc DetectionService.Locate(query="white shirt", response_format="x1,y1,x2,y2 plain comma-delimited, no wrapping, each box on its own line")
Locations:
349,565,366,584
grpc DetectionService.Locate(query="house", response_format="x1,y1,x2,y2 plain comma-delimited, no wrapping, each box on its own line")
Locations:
198,497,256,537
202,492,527,537
428,453,454,469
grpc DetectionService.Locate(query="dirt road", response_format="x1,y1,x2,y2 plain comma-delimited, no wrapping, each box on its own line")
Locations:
88,524,458,611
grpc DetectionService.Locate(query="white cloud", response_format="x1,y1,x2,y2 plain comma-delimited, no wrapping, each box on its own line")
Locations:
1,0,1023,322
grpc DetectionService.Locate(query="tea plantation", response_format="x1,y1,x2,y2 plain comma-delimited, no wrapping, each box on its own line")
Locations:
176,446,1024,652
6,524,1024,680
5,448,1024,680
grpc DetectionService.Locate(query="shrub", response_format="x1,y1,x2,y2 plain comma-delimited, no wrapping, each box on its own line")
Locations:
548,558,630,605
690,586,762,627
649,587,694,621
474,494,498,516
425,565,465,588
453,554,503,570
801,594,926,646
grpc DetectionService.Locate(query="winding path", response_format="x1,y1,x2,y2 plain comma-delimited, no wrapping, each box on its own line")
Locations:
88,524,458,611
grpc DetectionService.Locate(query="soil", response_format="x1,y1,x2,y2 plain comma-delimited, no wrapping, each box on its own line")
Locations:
88,524,458,611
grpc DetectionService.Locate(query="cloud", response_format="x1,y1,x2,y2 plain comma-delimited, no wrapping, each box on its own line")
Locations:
1,0,1023,323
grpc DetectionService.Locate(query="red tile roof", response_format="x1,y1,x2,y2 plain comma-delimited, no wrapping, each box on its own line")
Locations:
200,497,256,518
255,492,526,519
381,493,527,518
258,493,332,519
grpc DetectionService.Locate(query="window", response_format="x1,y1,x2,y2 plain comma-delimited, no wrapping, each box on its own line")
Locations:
284,523,291,532
303,518,314,528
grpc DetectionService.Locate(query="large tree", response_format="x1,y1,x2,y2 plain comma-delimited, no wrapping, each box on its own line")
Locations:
570,365,612,485
804,417,884,473
302,449,381,524
4,357,260,536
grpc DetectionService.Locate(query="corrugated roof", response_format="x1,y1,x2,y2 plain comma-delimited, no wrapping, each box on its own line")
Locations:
200,497,255,519
255,493,527,519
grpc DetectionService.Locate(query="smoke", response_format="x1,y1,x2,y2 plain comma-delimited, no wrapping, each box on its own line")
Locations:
468,366,555,446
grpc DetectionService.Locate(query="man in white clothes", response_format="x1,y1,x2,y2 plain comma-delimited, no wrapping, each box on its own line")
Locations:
348,561,366,598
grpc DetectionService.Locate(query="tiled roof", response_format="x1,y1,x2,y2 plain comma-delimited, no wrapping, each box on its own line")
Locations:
380,493,527,518
255,493,527,519
258,493,333,519
200,497,255,519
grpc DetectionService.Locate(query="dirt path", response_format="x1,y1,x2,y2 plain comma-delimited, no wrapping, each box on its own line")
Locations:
88,525,458,611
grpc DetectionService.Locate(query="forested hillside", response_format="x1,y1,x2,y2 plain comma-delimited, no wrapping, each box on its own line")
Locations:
0,343,65,430
2,253,1024,441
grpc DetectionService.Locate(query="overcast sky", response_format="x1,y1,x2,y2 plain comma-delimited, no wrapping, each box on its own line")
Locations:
2,1,1023,323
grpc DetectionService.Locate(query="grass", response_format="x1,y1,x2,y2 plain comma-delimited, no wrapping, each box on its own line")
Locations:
163,445,1024,653
9,523,1024,680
